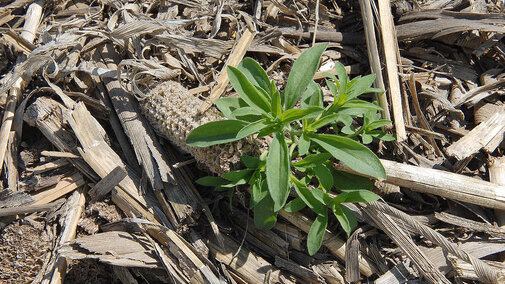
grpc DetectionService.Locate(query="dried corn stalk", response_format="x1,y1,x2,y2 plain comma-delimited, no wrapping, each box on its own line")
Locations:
138,81,262,175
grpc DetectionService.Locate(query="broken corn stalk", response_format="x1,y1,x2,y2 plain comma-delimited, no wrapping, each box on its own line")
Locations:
138,81,261,175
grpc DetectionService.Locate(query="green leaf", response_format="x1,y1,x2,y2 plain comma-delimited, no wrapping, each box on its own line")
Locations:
271,90,282,117
341,125,356,135
292,153,332,169
284,197,306,213
241,155,261,168
326,79,338,96
248,169,261,185
365,87,384,93
308,113,344,130
361,133,373,144
215,185,232,192
309,134,386,180
223,169,254,182
230,106,263,120
341,100,383,111
280,107,323,124
331,192,350,204
314,163,334,190
331,203,353,237
307,211,328,256
250,178,268,208
237,57,271,95
311,187,332,205
236,118,270,139
214,97,248,120
257,124,279,138
347,74,376,101
339,190,380,203
216,179,247,188
341,205,358,234
297,133,310,156
335,62,349,84
266,133,290,212
228,66,271,114
186,120,248,147
255,84,272,101
334,62,349,102
301,80,323,109
333,171,373,191
291,176,326,216
196,176,227,187
371,132,396,141
232,113,263,124
284,43,328,109
366,119,391,130
254,194,277,229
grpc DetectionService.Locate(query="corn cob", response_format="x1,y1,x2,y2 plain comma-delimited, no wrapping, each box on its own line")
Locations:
138,80,262,175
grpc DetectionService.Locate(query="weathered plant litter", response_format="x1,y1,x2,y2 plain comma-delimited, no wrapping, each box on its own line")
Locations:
1,0,505,283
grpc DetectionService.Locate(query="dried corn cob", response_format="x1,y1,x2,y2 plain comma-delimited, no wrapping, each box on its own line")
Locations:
138,80,262,175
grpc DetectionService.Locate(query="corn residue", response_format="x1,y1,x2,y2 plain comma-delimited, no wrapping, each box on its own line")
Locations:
138,81,261,175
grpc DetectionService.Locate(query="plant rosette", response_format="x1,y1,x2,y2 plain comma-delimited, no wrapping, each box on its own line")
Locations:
187,43,394,255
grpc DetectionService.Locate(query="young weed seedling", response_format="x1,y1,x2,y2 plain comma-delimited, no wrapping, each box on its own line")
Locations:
187,43,394,255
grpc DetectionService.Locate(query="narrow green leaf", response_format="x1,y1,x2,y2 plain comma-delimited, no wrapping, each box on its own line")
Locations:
256,84,272,101
326,79,338,96
365,87,385,93
216,185,232,192
307,211,328,256
229,108,263,123
366,119,392,130
241,155,261,168
308,113,343,130
297,133,310,156
334,62,348,101
248,169,261,185
280,107,323,124
314,163,334,190
266,133,290,211
347,74,376,100
227,66,271,114
237,57,271,95
361,133,373,144
341,205,358,235
371,132,396,141
271,90,283,117
215,97,248,120
311,187,332,205
292,153,332,169
333,171,373,190
331,192,349,204
230,106,262,118
223,169,254,182
284,197,306,213
341,124,356,135
309,134,386,180
284,43,328,109
257,124,279,138
236,118,270,139
301,80,323,109
186,120,248,147
291,176,325,216
217,179,247,188
195,176,227,187
250,178,268,208
341,100,383,111
331,203,352,237
254,194,277,229
339,190,380,203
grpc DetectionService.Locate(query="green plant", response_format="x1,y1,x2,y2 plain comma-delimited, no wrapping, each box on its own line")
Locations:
187,43,394,255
